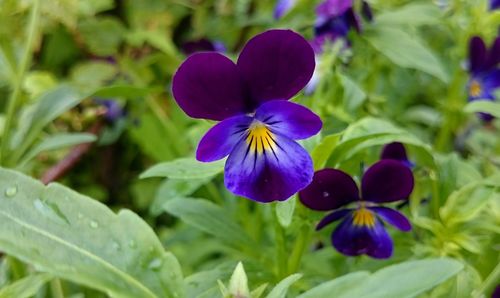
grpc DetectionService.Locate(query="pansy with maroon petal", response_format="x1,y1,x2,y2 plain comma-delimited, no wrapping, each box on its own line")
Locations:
381,142,415,168
299,160,414,259
467,35,500,121
172,30,321,202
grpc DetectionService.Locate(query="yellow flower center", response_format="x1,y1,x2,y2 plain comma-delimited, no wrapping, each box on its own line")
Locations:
246,122,277,155
352,207,376,227
469,80,482,97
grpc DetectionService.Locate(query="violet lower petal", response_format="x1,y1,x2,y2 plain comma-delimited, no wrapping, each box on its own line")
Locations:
371,207,412,232
254,100,322,140
237,30,315,106
196,115,253,162
361,160,414,203
274,0,296,19
172,52,248,121
224,130,313,202
299,168,360,211
316,209,352,230
332,213,393,259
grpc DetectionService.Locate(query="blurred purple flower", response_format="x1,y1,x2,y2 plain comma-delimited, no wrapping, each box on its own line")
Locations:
381,142,414,168
492,285,500,298
172,30,321,202
491,0,500,10
274,0,296,19
181,38,226,56
95,99,126,122
467,36,500,121
313,0,372,54
299,160,414,259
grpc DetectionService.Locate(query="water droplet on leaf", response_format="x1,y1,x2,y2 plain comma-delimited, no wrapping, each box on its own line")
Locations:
89,220,99,228
147,258,163,270
4,186,17,197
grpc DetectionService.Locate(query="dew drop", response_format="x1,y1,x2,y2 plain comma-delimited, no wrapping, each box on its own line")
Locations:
323,191,330,198
89,220,99,228
128,240,137,248
4,186,18,198
112,240,121,251
147,258,163,270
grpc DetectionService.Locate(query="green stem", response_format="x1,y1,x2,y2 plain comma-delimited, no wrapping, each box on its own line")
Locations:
273,208,287,279
430,170,441,219
50,278,65,298
287,224,311,275
473,261,500,298
0,0,40,166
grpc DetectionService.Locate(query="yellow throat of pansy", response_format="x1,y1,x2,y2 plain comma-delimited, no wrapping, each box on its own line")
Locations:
352,207,376,227
246,121,277,155
469,80,482,97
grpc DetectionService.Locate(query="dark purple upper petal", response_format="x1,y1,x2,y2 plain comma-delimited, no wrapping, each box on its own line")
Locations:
332,212,393,259
487,36,500,69
316,209,352,230
196,115,253,162
254,100,322,140
380,142,414,168
237,30,315,105
172,52,248,121
181,39,219,55
469,36,488,74
491,0,500,10
371,207,412,232
299,168,360,211
361,160,414,203
316,0,353,18
225,130,313,202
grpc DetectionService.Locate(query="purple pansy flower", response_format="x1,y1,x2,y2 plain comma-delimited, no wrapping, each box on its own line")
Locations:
172,30,321,202
273,0,296,19
299,160,414,259
491,0,500,10
467,36,500,121
312,0,372,54
181,38,226,55
381,142,414,168
95,99,126,122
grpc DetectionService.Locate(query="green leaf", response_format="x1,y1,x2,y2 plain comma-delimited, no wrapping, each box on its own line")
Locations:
0,167,184,298
265,273,302,298
327,117,434,167
343,258,463,298
297,271,370,298
78,17,125,56
376,3,442,26
311,133,341,170
275,196,296,228
338,73,366,112
163,198,254,246
364,26,448,82
92,85,151,98
140,158,225,180
0,273,51,298
21,133,96,164
228,262,250,298
70,61,118,91
464,100,500,118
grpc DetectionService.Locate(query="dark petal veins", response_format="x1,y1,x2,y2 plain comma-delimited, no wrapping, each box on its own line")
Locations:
332,215,393,259
361,160,414,203
196,115,253,162
224,132,313,202
469,36,487,74
371,207,412,232
237,30,315,105
172,52,248,121
316,209,352,230
254,100,322,140
299,168,360,211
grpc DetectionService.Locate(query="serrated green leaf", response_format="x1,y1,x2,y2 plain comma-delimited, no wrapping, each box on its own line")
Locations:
0,273,51,298
0,167,184,298
140,158,225,179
